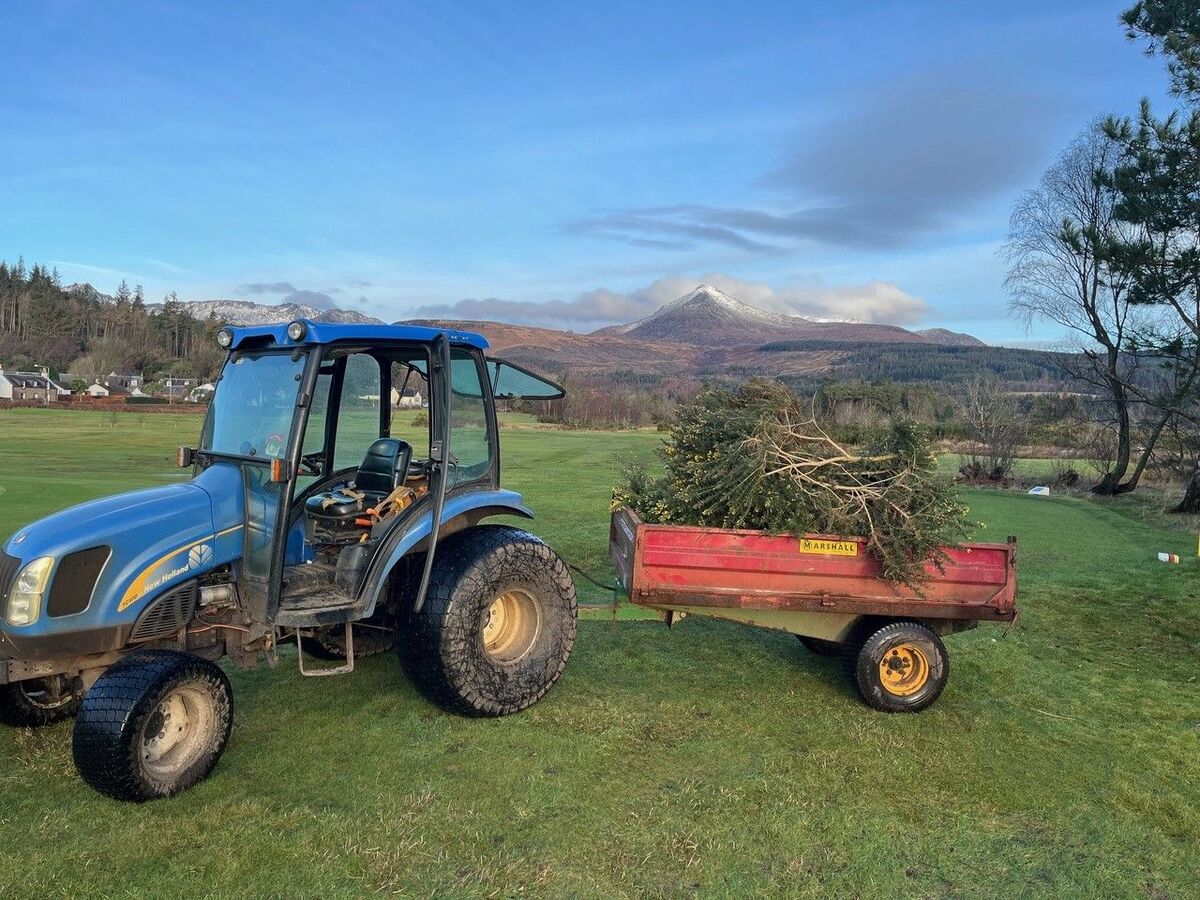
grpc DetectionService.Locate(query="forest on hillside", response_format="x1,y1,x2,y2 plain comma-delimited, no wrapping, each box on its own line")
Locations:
0,258,224,380
757,340,1073,386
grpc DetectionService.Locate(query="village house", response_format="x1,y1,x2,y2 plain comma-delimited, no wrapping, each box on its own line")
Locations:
162,376,199,401
392,386,423,408
0,363,67,403
102,371,144,392
189,382,216,403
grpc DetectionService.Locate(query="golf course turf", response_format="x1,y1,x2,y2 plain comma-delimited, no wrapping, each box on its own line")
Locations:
0,408,1197,897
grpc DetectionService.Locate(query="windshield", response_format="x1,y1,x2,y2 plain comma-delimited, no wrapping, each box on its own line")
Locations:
202,350,307,459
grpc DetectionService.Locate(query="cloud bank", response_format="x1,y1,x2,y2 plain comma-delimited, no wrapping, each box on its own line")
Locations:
238,280,338,309
413,273,929,331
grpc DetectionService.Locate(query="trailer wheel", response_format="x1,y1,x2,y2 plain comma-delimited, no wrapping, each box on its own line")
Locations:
397,525,577,717
796,636,842,657
72,650,233,802
0,676,84,727
852,621,948,712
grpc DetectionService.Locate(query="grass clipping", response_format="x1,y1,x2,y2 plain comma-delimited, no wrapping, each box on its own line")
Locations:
615,381,973,587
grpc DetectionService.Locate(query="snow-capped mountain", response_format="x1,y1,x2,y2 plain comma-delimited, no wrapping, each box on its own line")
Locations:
594,284,807,343
592,283,983,347
63,283,382,325
165,299,381,325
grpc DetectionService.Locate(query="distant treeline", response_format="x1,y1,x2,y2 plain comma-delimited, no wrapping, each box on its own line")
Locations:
0,258,224,380
757,340,1073,385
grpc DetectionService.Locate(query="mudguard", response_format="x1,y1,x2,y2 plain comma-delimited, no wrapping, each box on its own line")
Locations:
356,488,533,614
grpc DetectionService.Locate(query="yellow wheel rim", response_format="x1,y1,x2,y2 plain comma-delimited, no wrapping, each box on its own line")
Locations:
481,589,541,664
878,642,930,696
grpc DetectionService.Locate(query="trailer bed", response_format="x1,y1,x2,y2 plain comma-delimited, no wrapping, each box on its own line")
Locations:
610,507,1016,630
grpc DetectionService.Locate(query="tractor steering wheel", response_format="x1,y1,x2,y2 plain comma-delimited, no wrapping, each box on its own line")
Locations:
299,453,324,476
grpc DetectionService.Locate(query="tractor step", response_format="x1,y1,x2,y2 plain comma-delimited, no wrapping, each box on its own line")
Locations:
294,623,354,677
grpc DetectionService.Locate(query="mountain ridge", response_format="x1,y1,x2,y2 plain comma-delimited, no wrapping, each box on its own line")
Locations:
591,284,984,348
63,283,383,325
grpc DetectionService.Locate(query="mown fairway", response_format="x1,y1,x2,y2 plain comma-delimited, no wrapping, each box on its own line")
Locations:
0,408,1198,898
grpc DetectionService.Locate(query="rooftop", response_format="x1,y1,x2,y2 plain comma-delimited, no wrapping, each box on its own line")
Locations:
227,319,489,351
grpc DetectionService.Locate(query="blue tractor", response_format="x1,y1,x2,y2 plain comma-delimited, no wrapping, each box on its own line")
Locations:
0,320,577,801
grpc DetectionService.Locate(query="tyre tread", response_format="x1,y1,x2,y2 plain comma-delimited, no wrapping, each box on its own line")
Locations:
397,525,576,717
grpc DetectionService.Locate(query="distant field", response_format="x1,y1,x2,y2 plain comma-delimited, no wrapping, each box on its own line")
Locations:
1,407,1199,897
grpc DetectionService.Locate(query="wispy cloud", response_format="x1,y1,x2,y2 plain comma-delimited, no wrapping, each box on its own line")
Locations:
563,72,1062,254
240,281,297,294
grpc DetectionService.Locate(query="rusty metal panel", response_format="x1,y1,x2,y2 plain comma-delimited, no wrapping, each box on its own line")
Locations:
611,507,1017,622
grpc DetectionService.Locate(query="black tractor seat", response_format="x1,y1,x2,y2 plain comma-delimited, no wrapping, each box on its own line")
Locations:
305,438,412,524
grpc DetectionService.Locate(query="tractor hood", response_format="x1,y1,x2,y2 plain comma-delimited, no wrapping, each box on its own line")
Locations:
1,465,246,652
4,483,214,565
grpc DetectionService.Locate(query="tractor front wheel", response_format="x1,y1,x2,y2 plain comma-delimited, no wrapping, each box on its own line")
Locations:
397,525,577,717
72,650,233,802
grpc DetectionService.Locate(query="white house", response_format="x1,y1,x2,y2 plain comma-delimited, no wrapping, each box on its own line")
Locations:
392,387,423,408
189,383,216,403
85,381,111,398
0,363,66,403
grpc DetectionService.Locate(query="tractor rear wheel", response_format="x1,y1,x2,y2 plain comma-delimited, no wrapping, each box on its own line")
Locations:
397,525,577,717
851,621,948,713
0,676,83,727
72,650,233,802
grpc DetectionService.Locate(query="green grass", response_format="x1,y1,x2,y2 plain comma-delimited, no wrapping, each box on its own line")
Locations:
1,408,1199,897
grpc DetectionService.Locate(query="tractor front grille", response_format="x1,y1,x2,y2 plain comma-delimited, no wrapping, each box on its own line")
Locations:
131,581,199,642
48,546,110,618
0,550,19,605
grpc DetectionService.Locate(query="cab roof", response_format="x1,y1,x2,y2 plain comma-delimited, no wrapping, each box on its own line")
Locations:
225,319,489,351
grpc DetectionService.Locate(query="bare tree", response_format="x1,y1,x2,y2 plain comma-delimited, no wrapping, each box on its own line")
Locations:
959,376,1025,481
1004,121,1168,494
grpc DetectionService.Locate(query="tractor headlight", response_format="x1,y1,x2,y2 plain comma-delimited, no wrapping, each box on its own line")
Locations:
287,320,307,342
216,329,233,349
6,556,53,626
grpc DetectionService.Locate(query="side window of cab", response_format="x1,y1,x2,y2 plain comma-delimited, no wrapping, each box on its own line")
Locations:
448,348,494,487
333,353,383,472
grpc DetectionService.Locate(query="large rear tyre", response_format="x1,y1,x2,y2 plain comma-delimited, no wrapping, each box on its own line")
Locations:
0,676,83,727
852,621,948,713
397,525,577,717
72,650,233,802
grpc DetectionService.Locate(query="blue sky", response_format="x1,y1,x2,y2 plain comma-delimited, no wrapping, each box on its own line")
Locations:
0,1,1174,344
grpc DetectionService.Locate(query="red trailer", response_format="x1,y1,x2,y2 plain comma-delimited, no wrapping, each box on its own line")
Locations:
609,507,1017,712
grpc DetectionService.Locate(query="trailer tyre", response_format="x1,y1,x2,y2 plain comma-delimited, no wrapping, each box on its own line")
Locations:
72,650,233,802
853,621,948,713
397,525,577,717
0,677,83,727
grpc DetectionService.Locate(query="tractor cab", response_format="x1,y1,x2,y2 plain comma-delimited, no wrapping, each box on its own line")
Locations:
192,321,563,636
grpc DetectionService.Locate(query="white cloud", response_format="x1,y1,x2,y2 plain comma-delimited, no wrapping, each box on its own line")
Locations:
413,271,930,329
